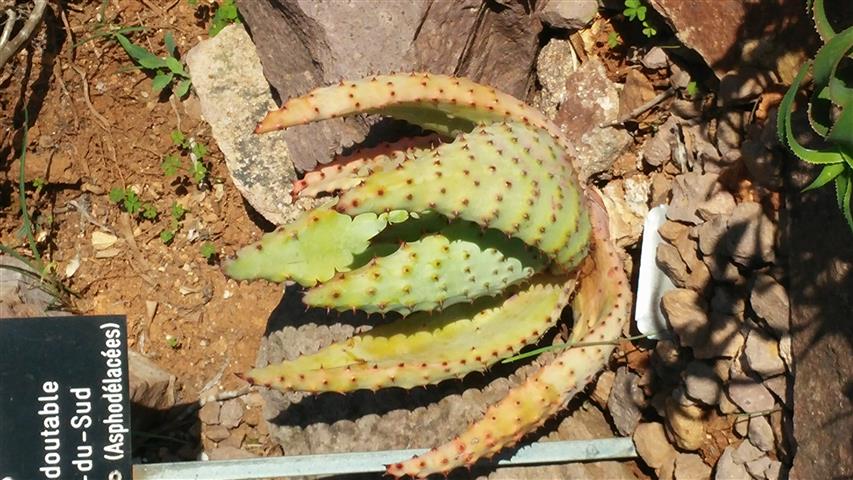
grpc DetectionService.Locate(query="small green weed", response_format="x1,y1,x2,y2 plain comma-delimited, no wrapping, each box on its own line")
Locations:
200,241,217,261
109,187,158,221
209,0,241,37
607,31,621,49
686,81,699,98
163,129,209,184
623,0,657,38
114,31,191,97
160,202,187,245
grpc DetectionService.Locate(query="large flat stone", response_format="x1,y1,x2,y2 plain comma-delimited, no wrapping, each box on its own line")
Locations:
648,0,815,80
185,25,306,225
241,0,542,171
787,161,853,479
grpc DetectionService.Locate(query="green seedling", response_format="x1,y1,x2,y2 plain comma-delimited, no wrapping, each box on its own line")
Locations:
109,187,141,215
777,0,853,232
686,81,699,98
165,334,180,349
209,0,241,37
166,130,209,184
623,0,657,38
607,31,621,49
114,31,191,97
160,202,187,245
200,241,217,261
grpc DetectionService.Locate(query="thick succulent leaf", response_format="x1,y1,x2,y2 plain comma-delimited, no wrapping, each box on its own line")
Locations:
255,73,561,142
304,222,547,314
811,25,853,95
244,278,573,392
778,62,846,165
388,208,631,478
292,135,441,199
224,207,396,286
809,0,835,43
804,163,846,192
338,121,591,271
837,171,853,232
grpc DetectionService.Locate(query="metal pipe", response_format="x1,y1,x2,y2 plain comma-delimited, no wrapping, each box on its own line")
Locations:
133,437,637,480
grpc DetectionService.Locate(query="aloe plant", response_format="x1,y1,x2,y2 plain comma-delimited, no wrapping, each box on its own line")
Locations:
227,73,631,478
777,0,853,232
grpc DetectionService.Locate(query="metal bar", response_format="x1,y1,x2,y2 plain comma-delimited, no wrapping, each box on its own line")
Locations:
133,437,636,480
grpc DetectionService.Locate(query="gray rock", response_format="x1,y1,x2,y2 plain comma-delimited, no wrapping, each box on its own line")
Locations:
750,274,789,334
742,328,786,378
742,139,782,189
539,0,598,30
698,191,736,220
698,215,728,256
778,334,792,371
726,202,777,267
533,39,577,118
219,398,245,429
657,242,689,287
715,446,749,479
729,372,776,413
555,58,632,180
748,415,774,452
668,172,720,224
198,401,221,426
0,256,68,318
642,115,680,167
205,424,230,442
647,1,808,79
184,25,305,225
238,1,424,170
711,286,745,318
661,289,709,349
684,124,724,172
763,375,787,404
733,439,765,464
704,254,741,284
683,361,722,405
694,313,743,359
665,395,706,451
642,47,669,69
607,366,644,435
675,453,712,479
128,350,176,410
633,422,677,470
764,460,782,480
207,446,256,460
719,69,770,105
716,110,744,160
747,456,772,478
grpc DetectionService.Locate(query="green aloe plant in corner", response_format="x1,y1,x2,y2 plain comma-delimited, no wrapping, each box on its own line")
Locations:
777,0,853,232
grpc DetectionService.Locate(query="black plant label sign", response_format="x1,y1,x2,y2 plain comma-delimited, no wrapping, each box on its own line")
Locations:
0,315,132,480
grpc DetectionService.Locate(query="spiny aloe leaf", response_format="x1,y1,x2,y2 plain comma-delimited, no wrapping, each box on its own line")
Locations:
778,62,847,165
304,222,547,314
292,135,441,199
804,163,847,191
836,170,853,231
244,278,572,392
809,0,836,43
338,121,591,271
388,210,631,478
224,207,402,286
255,73,561,142
827,107,853,154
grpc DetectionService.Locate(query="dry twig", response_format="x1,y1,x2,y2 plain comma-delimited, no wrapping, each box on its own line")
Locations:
0,0,47,69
